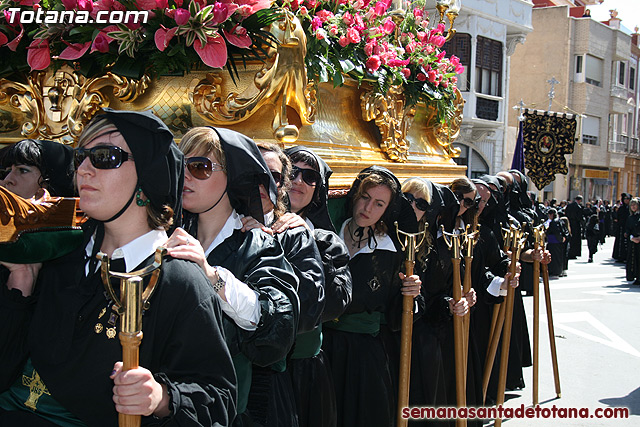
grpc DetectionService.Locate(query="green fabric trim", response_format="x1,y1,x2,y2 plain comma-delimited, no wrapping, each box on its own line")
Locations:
327,197,348,232
0,359,86,426
232,353,252,414
325,312,382,336
269,358,287,373
0,228,83,263
290,325,322,359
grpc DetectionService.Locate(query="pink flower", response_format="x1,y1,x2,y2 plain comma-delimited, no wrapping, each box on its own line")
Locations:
437,50,446,61
329,25,339,37
194,33,227,68
223,25,252,48
0,32,7,47
27,39,50,71
364,41,375,56
174,0,182,6
417,73,426,81
366,55,381,72
430,35,446,47
342,11,353,26
388,58,409,67
316,10,334,22
315,29,326,40
347,27,360,44
455,64,465,74
175,8,190,25
154,26,177,51
374,1,387,16
59,41,91,60
383,18,395,35
427,70,437,83
6,25,24,51
338,36,349,47
4,9,21,26
311,17,322,31
413,8,423,19
155,0,168,8
450,55,460,67
441,80,449,88
61,0,76,10
424,44,435,54
299,6,308,16
401,68,411,78
91,32,111,53
77,0,93,11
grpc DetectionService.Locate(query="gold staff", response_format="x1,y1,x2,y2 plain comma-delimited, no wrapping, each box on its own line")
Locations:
461,224,480,383
532,225,545,405
98,247,166,427
441,225,466,427
494,224,527,427
481,223,513,403
542,251,562,398
395,222,426,427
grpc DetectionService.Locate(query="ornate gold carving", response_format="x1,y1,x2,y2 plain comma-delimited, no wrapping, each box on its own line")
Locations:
429,88,464,159
0,66,149,143
190,10,316,143
361,85,416,162
22,369,51,411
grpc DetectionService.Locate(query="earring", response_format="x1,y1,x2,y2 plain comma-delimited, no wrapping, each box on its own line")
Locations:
136,187,150,207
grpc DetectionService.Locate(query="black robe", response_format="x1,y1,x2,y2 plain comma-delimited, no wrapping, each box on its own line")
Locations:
202,228,299,425
565,201,584,258
248,225,324,427
0,244,236,426
323,237,406,427
613,204,630,262
547,218,568,276
625,213,640,281
288,228,352,427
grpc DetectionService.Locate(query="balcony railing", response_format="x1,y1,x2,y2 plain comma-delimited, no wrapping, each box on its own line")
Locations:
608,139,629,153
631,137,639,154
476,97,499,121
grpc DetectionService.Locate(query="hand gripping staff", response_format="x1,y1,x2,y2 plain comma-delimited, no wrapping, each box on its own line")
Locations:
494,224,527,427
461,225,480,388
441,225,466,427
98,247,167,427
395,222,427,427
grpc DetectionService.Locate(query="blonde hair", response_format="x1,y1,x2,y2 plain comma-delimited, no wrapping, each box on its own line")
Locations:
401,178,433,264
179,127,226,171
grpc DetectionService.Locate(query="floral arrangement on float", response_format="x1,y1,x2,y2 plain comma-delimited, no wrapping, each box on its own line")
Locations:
0,0,281,78
278,0,465,119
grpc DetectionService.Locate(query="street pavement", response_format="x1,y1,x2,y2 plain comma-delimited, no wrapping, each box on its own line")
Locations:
484,237,640,426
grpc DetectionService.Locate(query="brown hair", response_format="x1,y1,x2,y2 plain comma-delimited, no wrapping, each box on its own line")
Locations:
178,127,226,171
257,142,291,219
352,172,398,235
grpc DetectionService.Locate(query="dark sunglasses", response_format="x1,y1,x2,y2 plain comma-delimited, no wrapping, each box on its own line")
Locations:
456,193,476,208
74,145,133,170
185,156,223,180
270,170,283,187
290,165,320,186
404,192,429,211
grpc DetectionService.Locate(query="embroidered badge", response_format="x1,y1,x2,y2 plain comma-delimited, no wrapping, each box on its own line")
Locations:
94,323,104,334
22,370,50,411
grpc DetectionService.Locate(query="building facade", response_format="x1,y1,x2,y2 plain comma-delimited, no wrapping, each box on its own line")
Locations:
508,2,640,202
434,0,533,178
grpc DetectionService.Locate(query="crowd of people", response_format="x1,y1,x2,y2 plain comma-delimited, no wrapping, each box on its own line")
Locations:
532,194,639,284
0,109,605,426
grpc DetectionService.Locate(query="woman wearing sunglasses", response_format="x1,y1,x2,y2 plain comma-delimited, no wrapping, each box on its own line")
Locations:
163,127,299,427
0,110,236,425
322,166,421,427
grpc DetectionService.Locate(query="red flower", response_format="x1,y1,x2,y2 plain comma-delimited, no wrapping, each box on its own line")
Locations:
91,32,111,53
27,39,50,71
366,55,381,72
347,28,360,44
417,72,426,81
338,36,349,47
59,41,91,60
401,68,411,78
175,8,190,25
223,25,252,48
194,34,227,68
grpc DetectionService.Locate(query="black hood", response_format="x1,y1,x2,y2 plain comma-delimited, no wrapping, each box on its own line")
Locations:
346,166,417,250
101,109,184,219
284,145,334,232
212,127,277,221
480,174,509,228
37,140,76,197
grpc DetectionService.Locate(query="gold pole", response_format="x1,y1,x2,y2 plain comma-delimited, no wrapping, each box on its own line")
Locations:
442,227,466,427
395,224,426,427
532,226,544,406
119,276,143,427
542,263,562,398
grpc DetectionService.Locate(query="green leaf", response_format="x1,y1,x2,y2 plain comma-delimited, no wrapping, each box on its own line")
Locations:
332,68,343,87
339,59,354,74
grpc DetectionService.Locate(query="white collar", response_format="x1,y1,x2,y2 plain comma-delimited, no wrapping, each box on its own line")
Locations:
205,209,244,257
85,229,168,273
264,210,275,227
339,219,396,258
